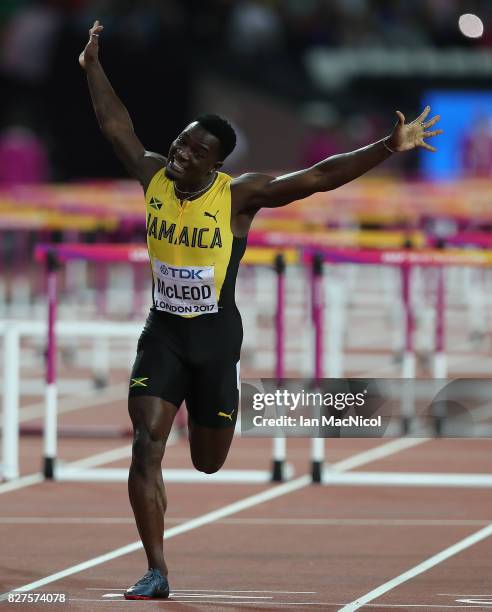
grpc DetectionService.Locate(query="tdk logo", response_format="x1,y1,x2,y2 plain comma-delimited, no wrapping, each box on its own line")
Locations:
162,266,204,280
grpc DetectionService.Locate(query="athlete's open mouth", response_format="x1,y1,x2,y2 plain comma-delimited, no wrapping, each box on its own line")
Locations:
168,156,186,174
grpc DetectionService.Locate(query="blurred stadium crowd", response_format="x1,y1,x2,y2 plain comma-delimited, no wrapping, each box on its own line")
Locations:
0,0,490,182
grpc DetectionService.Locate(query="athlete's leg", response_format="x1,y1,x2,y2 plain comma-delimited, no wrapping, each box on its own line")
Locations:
185,309,242,473
128,395,178,575
188,418,236,473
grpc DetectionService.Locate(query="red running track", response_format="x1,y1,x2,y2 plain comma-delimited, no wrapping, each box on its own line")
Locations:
1,433,491,611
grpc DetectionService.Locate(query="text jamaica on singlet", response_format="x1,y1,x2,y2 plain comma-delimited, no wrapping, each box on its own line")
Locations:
147,214,222,249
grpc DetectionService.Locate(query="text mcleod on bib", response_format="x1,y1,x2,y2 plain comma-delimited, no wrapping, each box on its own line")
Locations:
152,259,218,315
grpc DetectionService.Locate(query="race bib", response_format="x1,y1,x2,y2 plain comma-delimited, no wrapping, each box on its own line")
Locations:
152,258,218,315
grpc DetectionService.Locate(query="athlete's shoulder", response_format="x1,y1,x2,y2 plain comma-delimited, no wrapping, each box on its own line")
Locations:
145,165,172,199
140,152,167,194
216,170,233,185
230,172,273,211
208,171,233,198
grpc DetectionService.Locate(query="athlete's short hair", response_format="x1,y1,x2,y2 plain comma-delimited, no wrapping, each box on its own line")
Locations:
195,114,236,161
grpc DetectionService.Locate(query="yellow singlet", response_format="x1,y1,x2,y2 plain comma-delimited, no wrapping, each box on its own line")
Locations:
145,169,246,318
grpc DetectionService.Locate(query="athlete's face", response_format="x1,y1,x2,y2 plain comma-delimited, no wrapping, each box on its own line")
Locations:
165,123,222,184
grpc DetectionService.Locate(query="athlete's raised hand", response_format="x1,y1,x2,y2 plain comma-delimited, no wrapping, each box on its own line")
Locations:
387,106,443,153
79,20,104,70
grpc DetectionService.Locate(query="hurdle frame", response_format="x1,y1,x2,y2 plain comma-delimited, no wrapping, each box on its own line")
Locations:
4,242,492,487
32,243,299,485
0,319,143,481
304,245,492,486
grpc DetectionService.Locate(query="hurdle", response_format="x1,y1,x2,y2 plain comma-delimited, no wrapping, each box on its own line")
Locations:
272,252,287,482
30,243,299,484
5,242,492,486
305,245,492,485
0,319,142,480
310,254,325,483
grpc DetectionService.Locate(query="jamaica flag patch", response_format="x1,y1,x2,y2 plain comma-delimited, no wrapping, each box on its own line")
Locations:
150,197,163,211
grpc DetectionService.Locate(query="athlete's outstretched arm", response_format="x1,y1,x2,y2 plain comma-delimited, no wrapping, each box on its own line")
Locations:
233,107,442,210
79,20,164,189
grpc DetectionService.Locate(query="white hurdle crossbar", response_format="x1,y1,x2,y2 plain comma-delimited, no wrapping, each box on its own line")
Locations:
0,319,295,484
0,320,141,481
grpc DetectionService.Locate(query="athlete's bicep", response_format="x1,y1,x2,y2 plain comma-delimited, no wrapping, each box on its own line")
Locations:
232,169,320,210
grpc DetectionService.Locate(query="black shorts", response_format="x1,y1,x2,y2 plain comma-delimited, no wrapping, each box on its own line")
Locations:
129,308,243,429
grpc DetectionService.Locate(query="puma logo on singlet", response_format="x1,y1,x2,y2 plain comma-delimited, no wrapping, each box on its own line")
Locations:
217,408,236,421
204,210,219,223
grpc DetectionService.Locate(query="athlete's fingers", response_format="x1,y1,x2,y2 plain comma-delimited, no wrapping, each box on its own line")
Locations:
395,110,405,125
423,129,443,138
423,115,441,129
89,19,103,39
420,141,437,152
416,105,431,122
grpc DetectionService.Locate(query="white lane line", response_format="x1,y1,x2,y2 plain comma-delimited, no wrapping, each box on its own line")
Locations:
171,594,273,599
67,601,490,608
171,593,273,603
207,518,491,526
149,603,323,607
70,601,327,606
175,605,487,609
87,589,317,594
63,445,133,470
439,593,492,596
0,430,420,499
0,517,175,525
338,523,492,612
0,476,310,600
1,517,490,527
0,518,135,524
438,593,492,603
0,473,44,494
349,606,492,609
0,426,179,496
327,438,426,473
0,436,423,599
0,443,133,496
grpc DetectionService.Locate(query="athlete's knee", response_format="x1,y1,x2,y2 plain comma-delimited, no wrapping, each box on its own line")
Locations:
191,455,225,474
131,429,165,475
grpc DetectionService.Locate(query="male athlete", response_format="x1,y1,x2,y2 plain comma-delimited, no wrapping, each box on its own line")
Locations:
80,20,442,600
